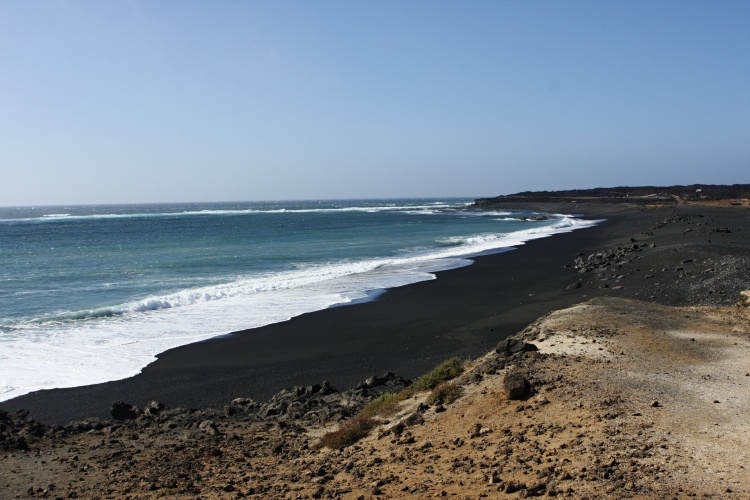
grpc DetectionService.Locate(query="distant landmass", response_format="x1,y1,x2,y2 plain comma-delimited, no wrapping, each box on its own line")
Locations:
475,183,750,206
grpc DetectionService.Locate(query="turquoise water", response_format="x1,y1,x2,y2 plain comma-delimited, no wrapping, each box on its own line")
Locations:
0,199,597,400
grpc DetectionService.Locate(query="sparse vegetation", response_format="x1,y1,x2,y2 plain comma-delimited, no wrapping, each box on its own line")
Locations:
319,357,466,448
361,391,408,418
426,382,462,406
318,414,379,450
411,357,464,392
364,357,465,417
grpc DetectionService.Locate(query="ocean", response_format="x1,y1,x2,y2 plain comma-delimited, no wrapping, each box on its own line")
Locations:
0,199,598,402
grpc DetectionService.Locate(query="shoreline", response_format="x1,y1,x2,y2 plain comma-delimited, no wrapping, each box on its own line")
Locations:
1,207,616,425
3,202,749,426
0,205,591,406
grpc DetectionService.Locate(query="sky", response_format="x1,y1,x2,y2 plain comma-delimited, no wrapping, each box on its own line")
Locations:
1,0,749,206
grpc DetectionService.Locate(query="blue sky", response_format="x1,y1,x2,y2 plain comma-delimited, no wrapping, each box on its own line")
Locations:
1,0,748,205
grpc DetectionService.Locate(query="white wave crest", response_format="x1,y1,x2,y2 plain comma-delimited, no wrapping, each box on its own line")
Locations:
2,204,463,224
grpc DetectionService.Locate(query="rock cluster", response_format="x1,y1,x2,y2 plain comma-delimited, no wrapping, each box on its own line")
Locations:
0,409,47,451
573,245,643,273
0,373,413,497
651,213,705,229
566,210,749,307
4,372,412,455
253,373,410,424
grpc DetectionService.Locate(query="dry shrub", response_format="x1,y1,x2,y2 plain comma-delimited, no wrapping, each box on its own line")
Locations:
318,415,379,449
426,382,462,406
318,357,465,449
361,392,408,418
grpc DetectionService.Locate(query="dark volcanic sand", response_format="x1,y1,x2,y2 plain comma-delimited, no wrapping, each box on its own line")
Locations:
3,203,749,425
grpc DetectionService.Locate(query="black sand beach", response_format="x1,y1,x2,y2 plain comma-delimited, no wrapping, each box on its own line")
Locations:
3,202,749,425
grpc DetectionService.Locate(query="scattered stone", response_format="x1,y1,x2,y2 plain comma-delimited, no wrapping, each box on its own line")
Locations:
198,420,220,436
404,412,425,427
504,481,525,494
231,397,256,406
143,400,165,417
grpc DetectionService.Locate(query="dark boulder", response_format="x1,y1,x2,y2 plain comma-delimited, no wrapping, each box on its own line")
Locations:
503,372,531,400
110,401,139,421
496,338,538,356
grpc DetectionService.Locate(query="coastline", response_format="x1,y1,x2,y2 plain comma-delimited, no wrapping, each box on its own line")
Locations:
1,206,614,425
3,202,749,426
0,201,591,406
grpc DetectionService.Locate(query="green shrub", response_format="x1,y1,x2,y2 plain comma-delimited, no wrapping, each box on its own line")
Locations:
426,382,462,406
318,415,379,449
411,357,464,392
366,357,466,415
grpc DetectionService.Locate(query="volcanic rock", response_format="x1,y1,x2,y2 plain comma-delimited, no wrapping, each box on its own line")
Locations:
496,338,539,356
110,401,139,421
